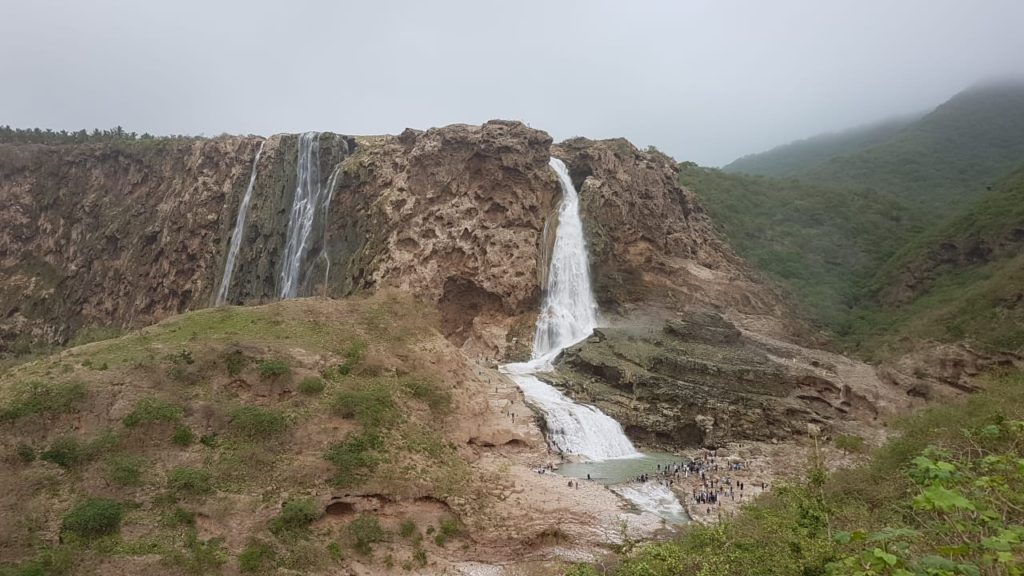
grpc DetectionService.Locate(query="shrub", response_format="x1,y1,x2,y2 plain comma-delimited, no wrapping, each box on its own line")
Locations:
168,530,227,575
163,506,196,527
199,434,219,448
228,406,288,439
402,377,451,414
41,437,87,468
257,359,289,379
15,442,36,463
0,546,73,575
61,498,123,539
297,376,325,395
171,425,196,446
0,380,86,421
166,467,213,496
238,542,275,573
347,514,386,555
269,498,320,537
122,397,183,427
326,541,344,561
413,546,427,567
324,432,383,487
107,455,144,486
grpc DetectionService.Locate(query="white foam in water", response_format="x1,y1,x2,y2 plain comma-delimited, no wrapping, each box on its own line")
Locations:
215,140,265,306
613,482,688,524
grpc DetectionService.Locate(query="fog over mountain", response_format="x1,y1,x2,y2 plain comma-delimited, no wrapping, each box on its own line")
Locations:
3,0,1024,165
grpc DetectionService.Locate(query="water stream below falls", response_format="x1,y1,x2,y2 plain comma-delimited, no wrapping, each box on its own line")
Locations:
500,157,686,523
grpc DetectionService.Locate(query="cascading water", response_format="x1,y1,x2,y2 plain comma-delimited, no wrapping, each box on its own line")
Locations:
214,140,265,306
279,132,323,298
501,157,684,522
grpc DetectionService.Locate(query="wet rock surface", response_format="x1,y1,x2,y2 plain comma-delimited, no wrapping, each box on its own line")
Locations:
547,310,898,450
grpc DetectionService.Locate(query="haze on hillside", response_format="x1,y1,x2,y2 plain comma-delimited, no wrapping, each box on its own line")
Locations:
3,0,1024,166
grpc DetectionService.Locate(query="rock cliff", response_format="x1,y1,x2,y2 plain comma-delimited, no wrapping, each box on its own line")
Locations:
1,122,793,362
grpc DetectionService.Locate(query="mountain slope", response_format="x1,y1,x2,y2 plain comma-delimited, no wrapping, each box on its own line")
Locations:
841,164,1024,358
679,163,910,327
724,115,916,177
799,81,1024,214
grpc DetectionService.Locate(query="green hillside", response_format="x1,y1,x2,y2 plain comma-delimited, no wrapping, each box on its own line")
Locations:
799,81,1024,214
679,164,912,327
698,81,1024,356
724,116,916,177
840,165,1024,358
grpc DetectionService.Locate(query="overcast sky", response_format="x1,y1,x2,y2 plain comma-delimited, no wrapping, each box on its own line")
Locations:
3,0,1023,166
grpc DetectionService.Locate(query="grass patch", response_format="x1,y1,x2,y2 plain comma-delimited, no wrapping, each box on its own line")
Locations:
324,431,384,487
171,425,196,446
0,546,73,576
122,397,183,427
297,376,325,395
269,498,321,538
69,325,125,347
166,467,213,496
227,406,288,440
224,350,248,377
347,514,386,555
257,359,289,380
61,498,123,540
165,530,227,575
238,541,275,573
106,455,145,486
15,442,35,463
399,519,417,538
330,384,399,429
41,437,89,469
0,380,86,422
433,517,462,547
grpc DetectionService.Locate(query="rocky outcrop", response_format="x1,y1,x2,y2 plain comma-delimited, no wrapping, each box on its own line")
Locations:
552,139,797,337
547,310,904,449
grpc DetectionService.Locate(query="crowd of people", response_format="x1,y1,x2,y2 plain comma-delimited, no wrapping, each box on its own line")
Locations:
628,451,769,516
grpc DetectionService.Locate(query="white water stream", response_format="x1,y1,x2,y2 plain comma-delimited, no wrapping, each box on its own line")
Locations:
215,140,265,306
501,157,685,522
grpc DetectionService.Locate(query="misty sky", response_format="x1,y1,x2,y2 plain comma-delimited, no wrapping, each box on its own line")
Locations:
3,0,1023,166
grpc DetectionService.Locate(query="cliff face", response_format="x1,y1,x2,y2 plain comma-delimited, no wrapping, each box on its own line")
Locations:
0,137,260,345
0,122,792,363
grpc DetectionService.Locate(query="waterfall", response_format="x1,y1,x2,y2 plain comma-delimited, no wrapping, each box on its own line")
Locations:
215,140,265,306
501,157,684,522
501,157,639,460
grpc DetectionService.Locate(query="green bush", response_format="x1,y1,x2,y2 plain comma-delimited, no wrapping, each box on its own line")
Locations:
61,498,123,539
402,377,452,414
324,431,383,487
40,437,87,468
106,455,144,486
238,541,275,573
228,406,288,439
269,498,320,537
0,380,85,421
168,530,227,575
297,376,325,395
326,541,344,561
166,467,213,496
257,359,290,379
171,425,196,446
122,397,183,427
15,442,35,463
347,514,386,555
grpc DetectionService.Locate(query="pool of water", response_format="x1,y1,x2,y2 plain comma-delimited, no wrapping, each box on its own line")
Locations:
557,452,691,523
558,452,686,484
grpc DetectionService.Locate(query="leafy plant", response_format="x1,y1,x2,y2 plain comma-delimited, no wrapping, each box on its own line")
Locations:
257,359,289,379
297,376,325,395
347,514,386,555
228,406,288,439
106,454,145,486
122,397,183,427
166,467,213,496
269,498,320,538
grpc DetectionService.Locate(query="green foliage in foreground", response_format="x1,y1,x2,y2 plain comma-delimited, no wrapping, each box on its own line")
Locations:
591,370,1024,576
